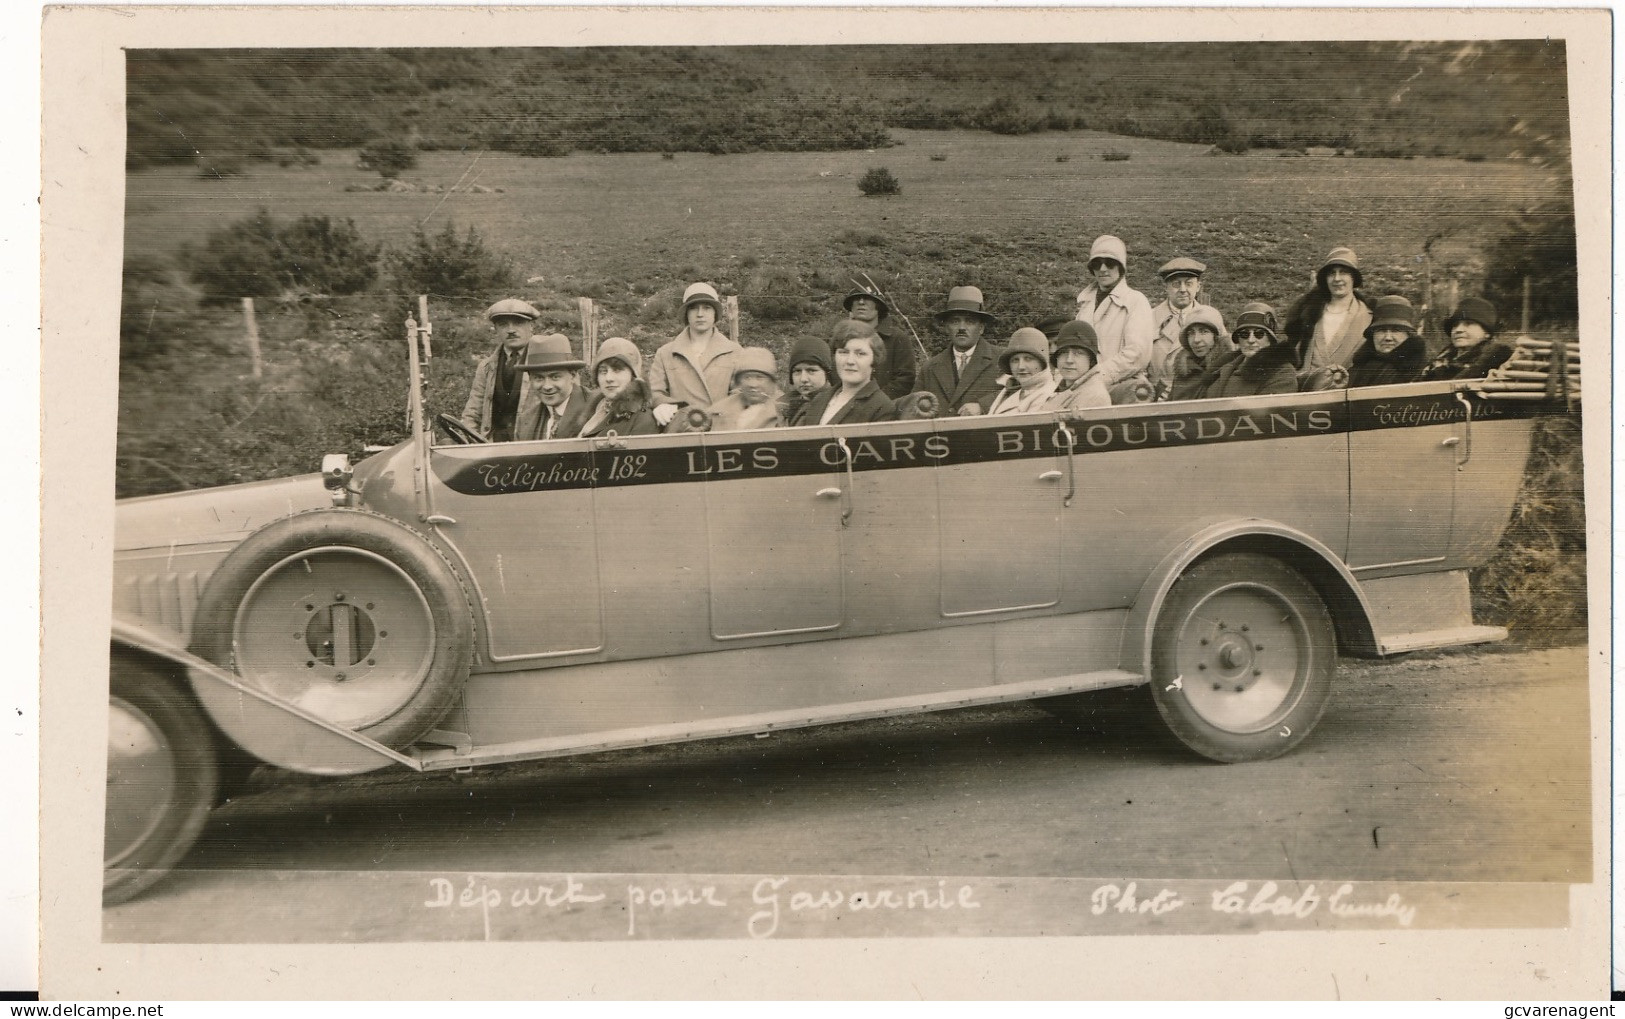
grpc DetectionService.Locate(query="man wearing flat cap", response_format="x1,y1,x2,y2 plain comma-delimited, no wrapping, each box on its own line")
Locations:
913,286,1004,415
1148,256,1209,399
842,283,917,399
460,298,552,442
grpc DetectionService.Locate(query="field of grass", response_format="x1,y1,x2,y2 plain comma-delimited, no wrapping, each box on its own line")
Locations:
116,127,1586,636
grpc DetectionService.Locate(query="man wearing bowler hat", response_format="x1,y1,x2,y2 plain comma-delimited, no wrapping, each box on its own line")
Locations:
913,286,1003,415
841,283,917,399
461,298,548,442
1148,256,1208,399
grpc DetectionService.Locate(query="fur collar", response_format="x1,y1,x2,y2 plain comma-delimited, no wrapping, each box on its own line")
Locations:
602,378,652,419
1213,341,1299,382
1353,335,1426,371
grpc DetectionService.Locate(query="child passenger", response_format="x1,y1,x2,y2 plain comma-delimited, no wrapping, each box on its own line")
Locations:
1046,321,1112,412
779,335,834,427
708,347,784,432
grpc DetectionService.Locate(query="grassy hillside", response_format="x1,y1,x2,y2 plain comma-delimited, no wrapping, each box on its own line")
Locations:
128,41,1570,169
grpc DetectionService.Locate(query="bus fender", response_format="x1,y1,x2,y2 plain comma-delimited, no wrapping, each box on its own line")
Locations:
1117,518,1381,677
111,615,421,776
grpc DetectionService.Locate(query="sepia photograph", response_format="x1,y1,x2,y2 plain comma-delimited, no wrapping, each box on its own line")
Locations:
39,4,1610,1000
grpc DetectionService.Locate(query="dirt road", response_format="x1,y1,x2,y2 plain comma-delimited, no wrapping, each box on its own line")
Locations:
103,644,1592,941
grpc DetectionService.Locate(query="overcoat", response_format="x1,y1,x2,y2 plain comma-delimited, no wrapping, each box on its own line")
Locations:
866,318,920,400
1347,336,1428,388
986,372,1059,415
800,380,897,426
648,328,743,412
1047,373,1113,412
1290,298,1374,373
1200,343,1301,400
708,392,783,432
537,386,596,441
1074,280,1154,388
913,341,1003,415
1417,339,1515,383
459,347,546,440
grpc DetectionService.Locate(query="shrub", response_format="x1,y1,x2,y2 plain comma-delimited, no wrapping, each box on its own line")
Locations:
858,167,901,197
929,153,947,162
185,209,381,303
1483,198,1577,325
385,221,515,299
1101,150,1131,162
356,139,418,179
119,256,208,366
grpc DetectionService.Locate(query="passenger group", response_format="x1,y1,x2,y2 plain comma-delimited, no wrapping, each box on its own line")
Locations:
460,238,1515,442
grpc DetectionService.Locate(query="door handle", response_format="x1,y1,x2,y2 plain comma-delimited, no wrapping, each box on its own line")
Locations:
815,487,842,498
1038,470,1063,481
1440,437,1460,447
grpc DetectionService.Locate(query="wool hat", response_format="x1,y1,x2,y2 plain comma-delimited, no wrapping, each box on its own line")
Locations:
731,346,779,386
999,327,1051,375
1088,235,1129,271
1050,320,1100,363
1157,256,1207,280
1443,296,1499,335
788,335,835,377
515,333,586,372
592,336,644,380
1364,295,1420,339
1316,247,1363,288
485,298,541,323
842,286,892,320
1231,302,1281,344
933,285,996,323
680,282,724,322
1179,305,1228,349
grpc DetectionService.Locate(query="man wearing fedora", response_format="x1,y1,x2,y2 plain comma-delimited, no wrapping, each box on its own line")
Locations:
841,283,917,399
1148,256,1209,399
1074,234,1154,403
913,286,1003,415
461,298,548,442
520,333,594,440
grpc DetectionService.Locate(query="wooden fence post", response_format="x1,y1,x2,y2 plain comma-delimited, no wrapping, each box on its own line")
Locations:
726,295,740,344
241,298,262,379
418,294,433,360
1521,276,1532,335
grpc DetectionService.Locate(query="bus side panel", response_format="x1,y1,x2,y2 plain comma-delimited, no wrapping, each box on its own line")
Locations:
1061,394,1349,608
838,419,947,635
1449,414,1539,567
457,608,1130,745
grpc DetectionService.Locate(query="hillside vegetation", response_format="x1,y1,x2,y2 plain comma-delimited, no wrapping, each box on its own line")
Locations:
128,41,1570,169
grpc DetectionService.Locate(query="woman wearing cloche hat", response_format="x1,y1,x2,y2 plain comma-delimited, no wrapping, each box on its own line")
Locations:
1200,302,1299,399
647,281,743,428
1348,295,1429,388
1418,296,1514,382
985,328,1059,415
1282,246,1373,381
577,337,662,438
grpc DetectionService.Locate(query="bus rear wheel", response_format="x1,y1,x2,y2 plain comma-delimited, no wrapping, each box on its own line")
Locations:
1148,553,1335,763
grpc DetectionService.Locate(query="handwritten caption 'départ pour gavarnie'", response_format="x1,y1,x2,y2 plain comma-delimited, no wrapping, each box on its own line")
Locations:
421,875,1418,936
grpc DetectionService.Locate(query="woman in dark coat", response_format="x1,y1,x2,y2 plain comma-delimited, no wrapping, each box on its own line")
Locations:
1348,295,1429,388
1201,303,1299,399
799,324,897,425
1163,304,1233,402
1418,297,1514,382
577,337,662,438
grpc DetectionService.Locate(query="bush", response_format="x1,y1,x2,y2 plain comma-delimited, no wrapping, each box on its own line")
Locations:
356,139,418,179
858,167,901,197
1101,150,1131,162
119,256,209,366
185,209,381,303
385,221,515,299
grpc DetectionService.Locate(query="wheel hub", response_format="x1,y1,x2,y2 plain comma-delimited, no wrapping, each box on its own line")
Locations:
105,697,177,867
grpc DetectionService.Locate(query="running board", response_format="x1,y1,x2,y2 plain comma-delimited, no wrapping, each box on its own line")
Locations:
410,670,1145,771
1380,625,1508,656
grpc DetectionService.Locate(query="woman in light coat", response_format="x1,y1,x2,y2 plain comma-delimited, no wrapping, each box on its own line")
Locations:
647,282,743,428
1047,321,1113,412
1283,246,1373,386
986,328,1059,415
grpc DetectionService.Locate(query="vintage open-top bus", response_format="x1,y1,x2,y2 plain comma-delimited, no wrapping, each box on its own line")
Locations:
104,318,1577,904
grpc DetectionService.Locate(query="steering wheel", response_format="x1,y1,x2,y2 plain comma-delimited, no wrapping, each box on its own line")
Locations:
435,413,488,445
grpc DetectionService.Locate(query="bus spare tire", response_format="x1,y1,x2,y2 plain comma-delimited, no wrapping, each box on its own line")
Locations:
190,509,474,751
1148,553,1335,763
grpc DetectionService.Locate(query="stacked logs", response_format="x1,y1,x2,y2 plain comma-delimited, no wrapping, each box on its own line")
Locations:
1475,335,1581,404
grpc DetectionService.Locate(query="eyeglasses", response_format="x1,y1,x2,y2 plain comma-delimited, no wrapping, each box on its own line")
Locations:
1235,328,1271,340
